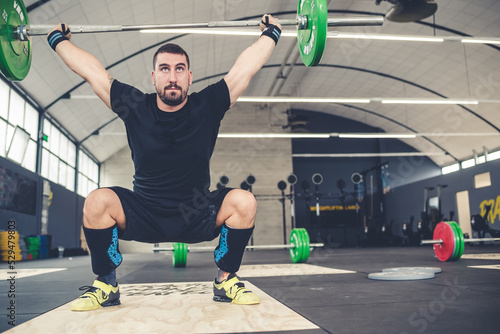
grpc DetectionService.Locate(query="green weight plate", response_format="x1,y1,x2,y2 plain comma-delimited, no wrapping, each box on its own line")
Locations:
446,222,459,261
173,243,181,267
289,229,303,263
450,222,463,261
182,243,188,266
172,242,181,267
297,0,328,67
0,0,31,80
451,222,464,261
447,222,457,261
299,228,310,263
295,229,305,263
172,242,187,267
456,224,464,260
449,222,465,260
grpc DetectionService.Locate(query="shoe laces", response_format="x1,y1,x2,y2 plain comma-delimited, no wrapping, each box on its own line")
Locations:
79,285,99,293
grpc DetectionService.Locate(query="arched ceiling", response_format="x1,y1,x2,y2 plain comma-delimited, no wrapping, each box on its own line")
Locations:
12,0,500,166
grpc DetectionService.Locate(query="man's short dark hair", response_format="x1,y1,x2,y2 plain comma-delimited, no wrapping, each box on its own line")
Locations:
153,43,190,69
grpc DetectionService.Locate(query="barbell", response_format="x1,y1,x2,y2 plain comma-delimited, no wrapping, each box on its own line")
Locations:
0,0,384,81
421,221,500,262
152,228,324,267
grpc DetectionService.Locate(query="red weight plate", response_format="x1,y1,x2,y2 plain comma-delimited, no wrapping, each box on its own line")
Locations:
432,222,455,262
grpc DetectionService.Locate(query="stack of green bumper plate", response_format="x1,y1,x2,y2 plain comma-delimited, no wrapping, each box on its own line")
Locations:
289,228,310,263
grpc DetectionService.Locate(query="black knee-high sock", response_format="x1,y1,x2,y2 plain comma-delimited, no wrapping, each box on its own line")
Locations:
83,225,123,277
214,224,254,273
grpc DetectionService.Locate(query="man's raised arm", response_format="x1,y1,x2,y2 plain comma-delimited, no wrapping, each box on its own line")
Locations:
47,24,113,109
224,15,282,107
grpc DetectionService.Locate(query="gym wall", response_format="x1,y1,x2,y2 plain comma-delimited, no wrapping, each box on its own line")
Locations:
0,156,40,236
290,111,442,245
0,155,84,249
385,158,500,238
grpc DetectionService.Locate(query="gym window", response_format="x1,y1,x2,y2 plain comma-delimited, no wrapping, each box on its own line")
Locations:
77,151,99,197
41,118,76,191
0,80,39,173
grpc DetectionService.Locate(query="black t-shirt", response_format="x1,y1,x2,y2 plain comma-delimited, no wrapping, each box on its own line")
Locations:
110,79,230,208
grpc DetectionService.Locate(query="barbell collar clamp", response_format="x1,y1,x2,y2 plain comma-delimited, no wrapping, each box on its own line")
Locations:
297,15,308,30
16,25,29,41
420,239,443,245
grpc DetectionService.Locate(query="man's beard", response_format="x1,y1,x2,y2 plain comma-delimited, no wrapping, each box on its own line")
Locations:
157,84,188,106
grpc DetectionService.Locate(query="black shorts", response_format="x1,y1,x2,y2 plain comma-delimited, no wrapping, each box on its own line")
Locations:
107,186,234,243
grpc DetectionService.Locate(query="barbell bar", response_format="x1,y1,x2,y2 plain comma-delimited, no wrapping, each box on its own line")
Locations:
0,0,384,81
421,221,500,262
21,16,384,37
421,237,500,245
152,228,324,267
153,243,325,252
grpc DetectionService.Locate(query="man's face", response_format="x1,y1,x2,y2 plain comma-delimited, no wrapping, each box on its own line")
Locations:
152,52,192,107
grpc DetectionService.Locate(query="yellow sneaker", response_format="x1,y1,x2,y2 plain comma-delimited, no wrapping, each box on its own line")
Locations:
70,279,120,311
213,274,260,305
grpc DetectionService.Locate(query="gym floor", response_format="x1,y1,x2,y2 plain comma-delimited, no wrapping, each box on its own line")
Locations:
1,245,500,334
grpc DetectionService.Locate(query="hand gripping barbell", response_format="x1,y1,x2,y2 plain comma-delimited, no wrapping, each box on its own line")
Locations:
152,228,324,267
421,221,500,261
0,0,384,81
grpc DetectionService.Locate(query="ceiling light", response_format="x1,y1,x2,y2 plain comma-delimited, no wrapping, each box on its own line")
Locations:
218,133,329,138
292,152,445,158
381,99,478,105
461,38,500,45
66,95,99,99
338,133,417,139
237,97,370,103
216,132,499,139
416,132,500,137
328,32,444,42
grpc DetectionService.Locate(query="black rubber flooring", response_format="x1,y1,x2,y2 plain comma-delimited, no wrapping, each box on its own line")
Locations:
1,245,500,333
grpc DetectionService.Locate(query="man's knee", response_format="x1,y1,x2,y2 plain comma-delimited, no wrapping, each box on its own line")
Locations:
83,189,120,227
233,189,257,216
231,190,257,221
